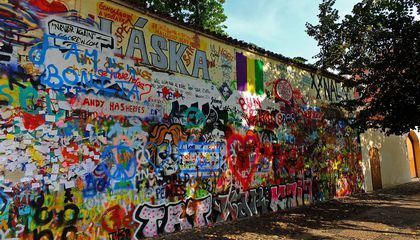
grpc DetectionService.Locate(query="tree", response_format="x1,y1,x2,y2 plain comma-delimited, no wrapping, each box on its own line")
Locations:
306,0,420,135
136,0,227,34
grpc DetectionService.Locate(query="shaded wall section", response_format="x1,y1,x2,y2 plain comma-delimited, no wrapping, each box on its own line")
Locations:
0,0,364,239
360,129,412,191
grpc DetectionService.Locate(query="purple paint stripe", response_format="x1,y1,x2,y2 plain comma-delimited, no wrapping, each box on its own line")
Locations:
236,52,247,91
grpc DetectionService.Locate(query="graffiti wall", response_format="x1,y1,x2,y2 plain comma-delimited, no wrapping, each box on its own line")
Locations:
0,0,364,239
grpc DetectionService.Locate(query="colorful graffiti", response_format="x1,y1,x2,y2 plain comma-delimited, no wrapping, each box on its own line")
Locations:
0,0,364,239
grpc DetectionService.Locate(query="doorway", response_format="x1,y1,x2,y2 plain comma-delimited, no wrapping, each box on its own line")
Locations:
406,131,420,178
369,147,382,190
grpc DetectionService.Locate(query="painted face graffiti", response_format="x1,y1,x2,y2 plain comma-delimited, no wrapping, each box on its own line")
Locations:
147,124,187,178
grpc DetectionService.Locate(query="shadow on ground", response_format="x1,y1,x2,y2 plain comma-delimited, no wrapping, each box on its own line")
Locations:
157,180,420,240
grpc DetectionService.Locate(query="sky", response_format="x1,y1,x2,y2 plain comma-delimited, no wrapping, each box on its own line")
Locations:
224,0,360,63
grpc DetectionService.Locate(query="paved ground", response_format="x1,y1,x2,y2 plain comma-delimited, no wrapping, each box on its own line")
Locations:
158,179,420,240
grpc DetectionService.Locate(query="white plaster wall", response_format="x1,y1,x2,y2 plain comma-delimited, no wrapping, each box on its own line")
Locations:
360,129,412,191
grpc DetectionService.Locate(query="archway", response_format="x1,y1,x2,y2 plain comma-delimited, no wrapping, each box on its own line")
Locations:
406,131,420,178
369,147,382,190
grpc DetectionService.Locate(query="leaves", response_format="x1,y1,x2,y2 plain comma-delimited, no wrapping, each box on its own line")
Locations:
137,0,227,34
307,0,420,135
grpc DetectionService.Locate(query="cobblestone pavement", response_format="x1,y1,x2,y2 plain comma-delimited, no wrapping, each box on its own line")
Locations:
158,179,420,240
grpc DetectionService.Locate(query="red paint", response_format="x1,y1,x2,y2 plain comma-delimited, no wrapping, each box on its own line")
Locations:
238,97,261,116
173,91,182,99
102,205,136,233
137,82,152,100
274,79,293,104
67,97,77,105
29,0,68,13
161,87,171,97
131,57,143,64
22,112,45,130
296,156,304,170
261,141,273,158
82,97,105,107
0,10,16,19
101,205,125,233
114,53,125,58
61,142,79,167
302,109,323,122
279,154,287,167
289,147,298,160
246,110,278,129
227,131,261,190
83,143,101,163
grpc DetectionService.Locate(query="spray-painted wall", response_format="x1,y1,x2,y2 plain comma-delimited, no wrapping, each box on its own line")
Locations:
0,0,364,239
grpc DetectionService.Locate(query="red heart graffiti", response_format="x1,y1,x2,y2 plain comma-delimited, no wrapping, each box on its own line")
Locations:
22,112,45,131
227,131,261,190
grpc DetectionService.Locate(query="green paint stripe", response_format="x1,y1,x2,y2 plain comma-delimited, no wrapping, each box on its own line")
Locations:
255,60,264,95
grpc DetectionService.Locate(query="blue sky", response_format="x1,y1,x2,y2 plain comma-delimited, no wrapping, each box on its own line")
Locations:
224,0,360,63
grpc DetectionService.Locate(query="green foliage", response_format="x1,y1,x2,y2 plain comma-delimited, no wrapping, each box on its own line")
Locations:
307,0,420,135
138,0,227,34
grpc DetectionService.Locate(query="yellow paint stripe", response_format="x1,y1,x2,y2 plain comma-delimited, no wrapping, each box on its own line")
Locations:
247,58,256,94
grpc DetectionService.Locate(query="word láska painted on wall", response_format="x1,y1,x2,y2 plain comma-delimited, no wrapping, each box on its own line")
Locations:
99,14,211,80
